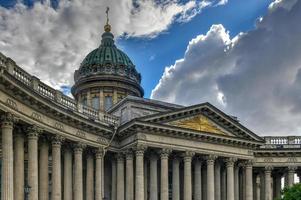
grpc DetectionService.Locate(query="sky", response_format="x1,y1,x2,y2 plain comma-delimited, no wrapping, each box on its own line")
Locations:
1,0,301,136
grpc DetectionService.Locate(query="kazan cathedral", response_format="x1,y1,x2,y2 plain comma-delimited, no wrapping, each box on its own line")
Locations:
0,15,300,200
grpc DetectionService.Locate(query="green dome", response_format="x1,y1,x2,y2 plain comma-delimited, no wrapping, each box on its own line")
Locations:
75,31,141,84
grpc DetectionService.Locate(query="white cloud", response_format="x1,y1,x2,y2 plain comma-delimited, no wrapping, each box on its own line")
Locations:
0,0,225,90
152,0,301,136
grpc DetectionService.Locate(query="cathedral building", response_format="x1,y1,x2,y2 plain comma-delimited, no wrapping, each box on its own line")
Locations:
0,17,300,200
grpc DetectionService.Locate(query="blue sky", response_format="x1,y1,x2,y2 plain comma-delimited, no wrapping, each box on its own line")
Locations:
1,0,301,136
118,0,272,97
0,0,272,97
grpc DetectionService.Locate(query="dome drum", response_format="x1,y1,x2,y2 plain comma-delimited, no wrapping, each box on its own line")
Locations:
72,22,144,111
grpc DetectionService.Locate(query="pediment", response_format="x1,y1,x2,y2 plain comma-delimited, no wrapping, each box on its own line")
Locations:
140,102,264,142
166,114,233,136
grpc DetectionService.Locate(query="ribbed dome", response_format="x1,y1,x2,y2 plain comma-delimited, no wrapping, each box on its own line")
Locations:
74,31,141,84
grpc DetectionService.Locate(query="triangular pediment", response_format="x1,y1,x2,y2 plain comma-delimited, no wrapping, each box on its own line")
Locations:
140,102,264,142
167,114,232,136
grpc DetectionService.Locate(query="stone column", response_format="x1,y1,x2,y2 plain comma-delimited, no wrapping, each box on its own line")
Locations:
206,155,217,200
264,166,273,200
39,137,49,200
274,173,282,200
14,128,25,200
221,167,227,200
226,158,236,200
135,146,145,200
160,148,171,200
144,159,148,200
74,143,85,200
215,160,221,200
27,125,41,200
95,148,105,200
86,152,94,200
184,151,194,200
1,113,15,200
172,156,180,200
117,153,125,200
194,157,202,200
52,135,64,200
112,159,117,200
260,172,265,200
150,153,158,200
245,160,253,200
255,175,260,200
234,165,239,200
126,151,134,200
64,146,73,200
288,166,296,187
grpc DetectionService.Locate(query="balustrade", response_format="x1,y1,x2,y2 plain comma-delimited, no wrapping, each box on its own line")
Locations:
0,53,119,125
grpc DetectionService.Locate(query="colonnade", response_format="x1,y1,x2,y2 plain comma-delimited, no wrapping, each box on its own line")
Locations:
108,149,255,200
1,112,300,200
1,112,105,200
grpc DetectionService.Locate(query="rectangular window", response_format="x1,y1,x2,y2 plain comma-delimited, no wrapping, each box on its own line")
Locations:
92,96,100,110
104,96,113,111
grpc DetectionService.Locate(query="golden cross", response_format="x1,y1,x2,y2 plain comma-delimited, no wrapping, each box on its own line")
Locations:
106,7,110,25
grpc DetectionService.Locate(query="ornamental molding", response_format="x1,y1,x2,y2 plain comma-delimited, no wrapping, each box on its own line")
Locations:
6,98,18,111
287,157,297,163
76,130,86,139
263,158,273,162
31,112,42,122
97,137,109,145
54,122,64,131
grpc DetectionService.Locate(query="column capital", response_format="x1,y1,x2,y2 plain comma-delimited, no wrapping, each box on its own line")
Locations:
94,147,105,159
125,149,134,160
73,142,86,153
243,159,254,168
205,154,217,164
225,157,237,167
288,166,297,172
160,148,172,159
265,165,274,172
182,151,195,162
1,112,18,127
134,144,147,156
51,134,65,146
27,125,42,139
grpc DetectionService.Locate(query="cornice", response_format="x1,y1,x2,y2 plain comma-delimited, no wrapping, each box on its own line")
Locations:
117,120,262,148
139,103,264,143
0,70,114,136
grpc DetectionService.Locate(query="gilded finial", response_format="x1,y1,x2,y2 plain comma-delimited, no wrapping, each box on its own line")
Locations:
104,6,111,32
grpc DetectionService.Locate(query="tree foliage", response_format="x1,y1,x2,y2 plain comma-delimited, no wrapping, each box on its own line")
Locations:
279,183,301,200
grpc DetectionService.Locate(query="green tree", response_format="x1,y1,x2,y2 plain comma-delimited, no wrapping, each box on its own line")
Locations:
278,183,301,200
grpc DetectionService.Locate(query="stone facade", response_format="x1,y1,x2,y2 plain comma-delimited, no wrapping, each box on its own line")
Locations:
0,26,301,200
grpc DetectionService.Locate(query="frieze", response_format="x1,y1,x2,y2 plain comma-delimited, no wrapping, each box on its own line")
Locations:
134,133,147,141
287,157,297,163
31,112,42,122
76,130,86,139
97,137,109,145
263,158,273,162
54,122,64,131
6,98,18,110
